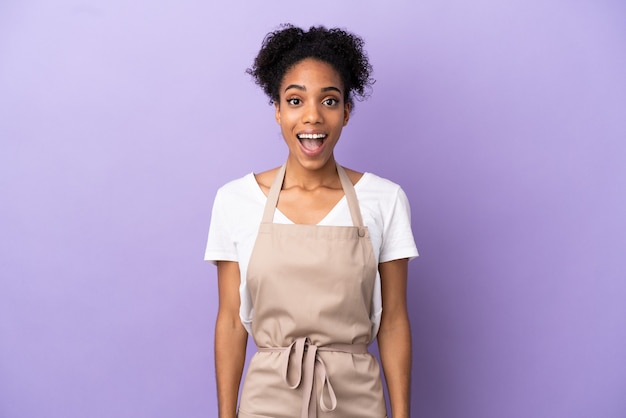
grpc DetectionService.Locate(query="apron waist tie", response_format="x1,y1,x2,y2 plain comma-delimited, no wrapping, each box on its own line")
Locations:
257,337,368,418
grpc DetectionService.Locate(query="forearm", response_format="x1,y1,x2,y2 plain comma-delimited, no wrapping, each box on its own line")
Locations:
215,314,248,418
378,311,412,418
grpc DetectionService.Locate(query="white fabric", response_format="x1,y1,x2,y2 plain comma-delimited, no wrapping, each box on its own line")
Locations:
204,171,418,337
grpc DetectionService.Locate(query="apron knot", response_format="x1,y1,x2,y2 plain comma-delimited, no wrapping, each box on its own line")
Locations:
258,337,368,418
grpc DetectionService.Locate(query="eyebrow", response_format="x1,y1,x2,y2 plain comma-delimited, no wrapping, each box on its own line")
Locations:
283,84,342,94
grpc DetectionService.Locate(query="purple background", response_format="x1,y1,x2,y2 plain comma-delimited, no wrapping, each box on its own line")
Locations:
1,1,625,417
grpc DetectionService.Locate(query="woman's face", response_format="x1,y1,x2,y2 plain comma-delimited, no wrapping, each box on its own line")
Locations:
275,58,350,173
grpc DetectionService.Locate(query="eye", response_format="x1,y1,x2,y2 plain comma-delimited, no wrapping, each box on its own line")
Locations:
323,98,339,106
287,98,301,105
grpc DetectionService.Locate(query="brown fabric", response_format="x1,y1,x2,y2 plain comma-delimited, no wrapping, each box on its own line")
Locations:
238,163,386,418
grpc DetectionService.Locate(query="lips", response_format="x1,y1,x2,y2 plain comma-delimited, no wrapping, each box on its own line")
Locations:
297,133,327,152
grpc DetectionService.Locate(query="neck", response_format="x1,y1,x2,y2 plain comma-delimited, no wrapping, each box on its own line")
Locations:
283,156,339,190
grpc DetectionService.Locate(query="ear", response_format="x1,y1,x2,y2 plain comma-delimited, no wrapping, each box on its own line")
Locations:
343,103,351,126
274,101,281,124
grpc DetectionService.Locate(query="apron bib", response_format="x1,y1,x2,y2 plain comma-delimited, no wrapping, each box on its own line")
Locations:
238,163,387,418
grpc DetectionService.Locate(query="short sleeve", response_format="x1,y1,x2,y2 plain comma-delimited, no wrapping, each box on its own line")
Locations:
379,187,419,263
204,188,238,264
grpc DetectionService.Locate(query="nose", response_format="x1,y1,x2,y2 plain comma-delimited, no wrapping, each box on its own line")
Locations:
303,102,323,124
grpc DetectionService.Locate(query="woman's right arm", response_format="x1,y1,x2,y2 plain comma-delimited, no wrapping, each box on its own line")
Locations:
215,260,248,418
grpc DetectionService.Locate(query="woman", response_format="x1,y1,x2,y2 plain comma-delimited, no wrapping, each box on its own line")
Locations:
205,24,418,418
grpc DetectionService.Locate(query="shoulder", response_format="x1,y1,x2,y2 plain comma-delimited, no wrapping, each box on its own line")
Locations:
354,172,412,223
356,172,404,196
253,166,281,196
338,165,402,191
214,172,261,206
210,172,266,232
340,166,365,186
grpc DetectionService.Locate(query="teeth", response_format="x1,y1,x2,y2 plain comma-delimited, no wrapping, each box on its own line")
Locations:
298,133,326,139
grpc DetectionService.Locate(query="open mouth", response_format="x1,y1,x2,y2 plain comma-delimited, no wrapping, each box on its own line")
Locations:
297,133,327,151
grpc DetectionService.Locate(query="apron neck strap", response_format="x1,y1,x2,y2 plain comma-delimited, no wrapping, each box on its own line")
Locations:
261,162,364,227
262,163,287,223
336,164,364,227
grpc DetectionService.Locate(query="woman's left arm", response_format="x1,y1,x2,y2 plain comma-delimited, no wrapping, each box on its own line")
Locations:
378,258,411,418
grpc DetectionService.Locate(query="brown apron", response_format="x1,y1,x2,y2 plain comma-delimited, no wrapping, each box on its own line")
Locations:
238,163,387,418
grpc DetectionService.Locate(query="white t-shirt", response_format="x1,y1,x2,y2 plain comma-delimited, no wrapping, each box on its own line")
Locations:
204,171,418,337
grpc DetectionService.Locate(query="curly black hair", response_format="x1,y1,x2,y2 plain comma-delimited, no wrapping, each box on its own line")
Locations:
246,24,374,109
